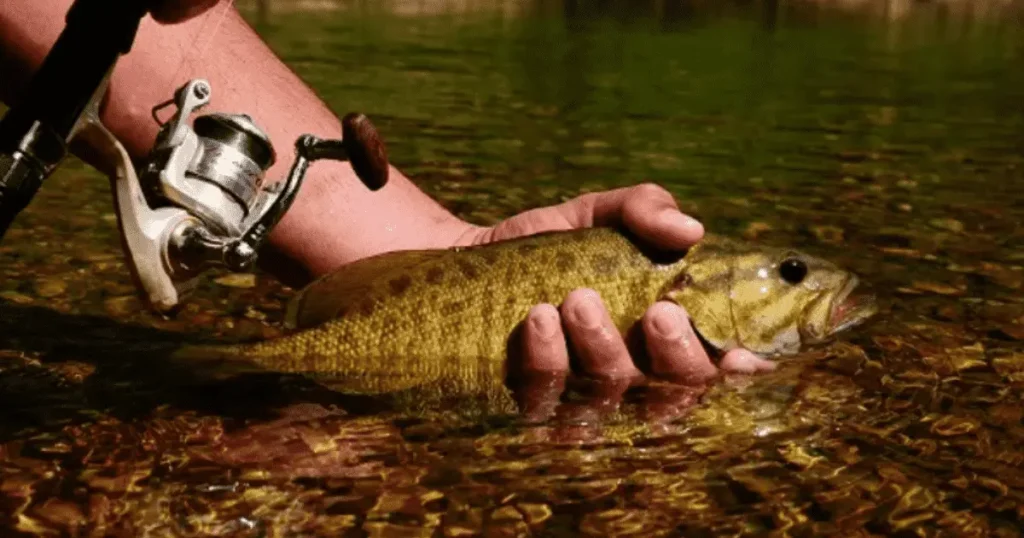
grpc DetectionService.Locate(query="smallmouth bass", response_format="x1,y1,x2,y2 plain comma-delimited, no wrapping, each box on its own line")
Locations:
176,227,876,402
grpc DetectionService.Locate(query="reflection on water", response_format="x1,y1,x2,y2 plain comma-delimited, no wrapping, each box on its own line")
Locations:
1,1,1023,535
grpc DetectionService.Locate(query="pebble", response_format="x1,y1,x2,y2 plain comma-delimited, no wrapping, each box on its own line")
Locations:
32,498,86,528
214,273,258,289
912,281,965,296
743,221,772,240
0,290,33,304
810,225,845,244
244,307,267,321
103,295,142,317
34,278,68,298
994,323,1024,341
928,218,965,233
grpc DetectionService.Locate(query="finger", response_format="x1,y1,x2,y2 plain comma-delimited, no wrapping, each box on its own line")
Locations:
719,348,777,374
515,371,567,424
574,376,633,414
521,304,571,374
561,289,642,381
150,0,222,23
551,377,631,433
619,184,705,249
642,302,718,385
567,184,705,250
512,304,571,421
640,382,705,424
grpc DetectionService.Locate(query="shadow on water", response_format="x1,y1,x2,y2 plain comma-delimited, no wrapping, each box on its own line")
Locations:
0,301,391,444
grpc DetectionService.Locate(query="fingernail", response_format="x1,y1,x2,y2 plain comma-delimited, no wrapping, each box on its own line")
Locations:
571,294,602,329
530,309,559,340
660,210,702,234
651,307,685,339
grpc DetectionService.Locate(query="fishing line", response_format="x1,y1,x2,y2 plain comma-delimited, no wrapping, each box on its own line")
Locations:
161,0,237,109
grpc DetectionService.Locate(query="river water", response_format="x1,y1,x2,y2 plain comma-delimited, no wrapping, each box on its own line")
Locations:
1,1,1023,535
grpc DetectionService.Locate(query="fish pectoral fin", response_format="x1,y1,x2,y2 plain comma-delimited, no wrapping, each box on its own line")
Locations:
285,250,451,330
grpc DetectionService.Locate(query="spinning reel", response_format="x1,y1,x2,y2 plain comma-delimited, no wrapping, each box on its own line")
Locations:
0,0,390,313
92,79,390,312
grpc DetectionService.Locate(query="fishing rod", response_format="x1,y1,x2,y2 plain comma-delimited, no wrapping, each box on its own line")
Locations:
0,0,389,313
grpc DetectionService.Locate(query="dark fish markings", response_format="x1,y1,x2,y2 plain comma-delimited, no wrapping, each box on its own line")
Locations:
457,259,480,280
389,274,413,296
555,251,577,272
592,253,621,275
479,250,501,266
358,298,377,316
516,243,539,255
426,267,445,285
440,300,467,317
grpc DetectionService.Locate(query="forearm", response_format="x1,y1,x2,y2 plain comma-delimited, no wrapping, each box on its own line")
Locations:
0,0,476,282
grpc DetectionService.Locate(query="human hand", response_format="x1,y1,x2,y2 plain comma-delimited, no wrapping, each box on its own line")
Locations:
149,0,221,23
464,184,776,418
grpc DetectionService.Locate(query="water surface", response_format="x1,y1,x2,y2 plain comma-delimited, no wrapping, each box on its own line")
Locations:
1,1,1023,535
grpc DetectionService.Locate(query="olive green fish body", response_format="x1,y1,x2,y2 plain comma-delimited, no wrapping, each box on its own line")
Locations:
178,227,875,401
188,229,687,396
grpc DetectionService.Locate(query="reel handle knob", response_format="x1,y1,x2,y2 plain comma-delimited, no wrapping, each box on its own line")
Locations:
341,113,389,191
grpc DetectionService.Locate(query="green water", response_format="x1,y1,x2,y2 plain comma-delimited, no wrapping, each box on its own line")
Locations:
1,1,1023,535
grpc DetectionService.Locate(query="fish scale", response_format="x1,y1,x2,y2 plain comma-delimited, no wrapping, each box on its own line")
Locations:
173,227,875,408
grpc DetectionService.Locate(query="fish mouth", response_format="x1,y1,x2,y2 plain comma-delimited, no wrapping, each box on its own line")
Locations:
827,276,878,335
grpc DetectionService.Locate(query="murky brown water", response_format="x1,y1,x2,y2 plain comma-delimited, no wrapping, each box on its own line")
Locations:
2,1,1024,535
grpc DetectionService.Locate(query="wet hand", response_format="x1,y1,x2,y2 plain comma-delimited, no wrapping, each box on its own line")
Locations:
476,184,776,416
510,296,774,421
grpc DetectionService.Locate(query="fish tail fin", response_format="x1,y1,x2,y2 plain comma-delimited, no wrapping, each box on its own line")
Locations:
168,344,265,380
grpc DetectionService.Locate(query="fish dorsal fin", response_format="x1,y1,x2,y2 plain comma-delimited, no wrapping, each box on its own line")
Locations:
285,249,451,330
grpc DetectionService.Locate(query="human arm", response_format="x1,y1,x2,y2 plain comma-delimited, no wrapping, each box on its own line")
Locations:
0,0,772,404
0,0,476,284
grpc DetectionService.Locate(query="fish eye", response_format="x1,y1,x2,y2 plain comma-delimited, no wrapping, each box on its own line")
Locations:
779,258,808,284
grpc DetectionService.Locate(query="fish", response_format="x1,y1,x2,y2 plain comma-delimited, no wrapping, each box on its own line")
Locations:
174,227,877,406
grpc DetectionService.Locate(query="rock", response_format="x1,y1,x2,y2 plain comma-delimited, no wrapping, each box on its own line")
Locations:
878,247,923,259
743,221,772,240
911,281,964,296
931,304,961,321
32,498,85,528
214,273,257,289
992,353,1024,381
104,295,142,317
34,278,68,298
928,218,964,233
810,225,844,244
992,323,1024,341
0,290,33,304
244,307,267,321
979,262,1022,290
